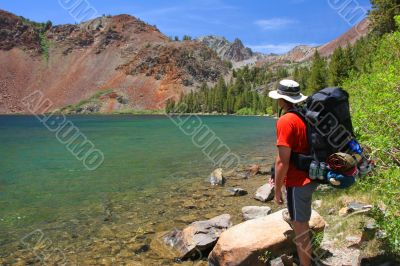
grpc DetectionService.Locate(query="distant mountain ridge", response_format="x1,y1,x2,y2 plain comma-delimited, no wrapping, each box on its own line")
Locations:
196,36,254,62
0,10,228,114
0,9,369,114
199,18,369,67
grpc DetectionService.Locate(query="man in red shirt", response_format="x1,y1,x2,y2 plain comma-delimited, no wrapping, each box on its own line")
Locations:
269,80,318,266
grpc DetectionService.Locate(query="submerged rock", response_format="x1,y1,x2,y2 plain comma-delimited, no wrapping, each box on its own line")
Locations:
247,164,260,176
159,214,232,260
241,206,272,221
258,166,271,175
235,171,250,179
209,168,225,186
254,183,275,202
227,187,248,196
208,209,326,266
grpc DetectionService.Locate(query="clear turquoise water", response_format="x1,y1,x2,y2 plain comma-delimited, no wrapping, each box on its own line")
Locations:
0,115,276,256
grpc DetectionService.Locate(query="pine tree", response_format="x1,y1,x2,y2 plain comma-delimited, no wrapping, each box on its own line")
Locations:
369,0,400,36
328,47,345,86
307,51,328,93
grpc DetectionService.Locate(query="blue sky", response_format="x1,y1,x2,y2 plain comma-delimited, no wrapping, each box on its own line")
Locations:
1,0,371,54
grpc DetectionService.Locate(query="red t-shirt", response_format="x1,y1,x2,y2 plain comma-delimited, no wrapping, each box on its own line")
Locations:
276,112,311,187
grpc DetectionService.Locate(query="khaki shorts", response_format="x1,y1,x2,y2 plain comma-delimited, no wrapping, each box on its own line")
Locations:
286,182,318,222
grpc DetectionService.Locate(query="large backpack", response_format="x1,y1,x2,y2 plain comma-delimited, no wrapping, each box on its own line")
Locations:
290,87,355,171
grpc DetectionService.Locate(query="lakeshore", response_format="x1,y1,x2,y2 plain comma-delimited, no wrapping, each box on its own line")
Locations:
0,115,275,265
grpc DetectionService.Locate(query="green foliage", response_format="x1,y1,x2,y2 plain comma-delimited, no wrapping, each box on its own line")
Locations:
165,98,176,113
183,35,192,41
369,0,400,36
343,32,400,165
276,67,289,79
395,15,400,28
19,17,53,61
171,66,277,115
307,50,328,93
293,66,310,91
224,60,233,69
328,46,353,86
39,32,50,62
63,89,114,112
342,28,400,255
311,230,325,257
19,17,52,33
236,107,254,115
258,250,273,264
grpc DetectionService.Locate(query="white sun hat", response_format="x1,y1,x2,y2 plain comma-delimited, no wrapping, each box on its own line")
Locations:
268,79,308,104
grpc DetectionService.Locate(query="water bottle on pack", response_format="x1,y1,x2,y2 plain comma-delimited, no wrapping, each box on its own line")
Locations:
309,161,319,180
318,162,327,181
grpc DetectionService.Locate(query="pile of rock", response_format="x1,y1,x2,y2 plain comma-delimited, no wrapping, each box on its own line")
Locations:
154,209,326,265
208,210,325,266
152,166,328,265
152,214,232,260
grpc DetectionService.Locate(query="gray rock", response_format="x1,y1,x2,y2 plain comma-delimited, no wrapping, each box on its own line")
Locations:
362,220,377,241
347,201,373,212
345,235,362,248
209,168,225,186
270,255,294,266
227,187,248,196
162,214,232,260
254,183,275,202
270,257,284,266
241,206,272,221
236,171,250,179
258,166,271,175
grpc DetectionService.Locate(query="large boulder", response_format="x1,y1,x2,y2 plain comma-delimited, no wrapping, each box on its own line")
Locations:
208,210,326,266
241,206,272,221
209,168,225,186
254,183,275,202
155,214,232,260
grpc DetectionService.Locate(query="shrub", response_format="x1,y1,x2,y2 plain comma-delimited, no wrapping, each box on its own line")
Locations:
342,28,400,255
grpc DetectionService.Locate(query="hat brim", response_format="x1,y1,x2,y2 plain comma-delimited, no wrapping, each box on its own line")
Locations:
268,90,308,104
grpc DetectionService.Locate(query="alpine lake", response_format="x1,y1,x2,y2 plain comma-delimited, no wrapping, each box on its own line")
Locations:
0,114,279,265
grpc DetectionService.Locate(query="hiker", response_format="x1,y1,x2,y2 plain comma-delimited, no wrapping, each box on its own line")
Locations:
268,79,317,266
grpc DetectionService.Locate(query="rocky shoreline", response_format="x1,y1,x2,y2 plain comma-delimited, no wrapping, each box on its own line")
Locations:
1,163,397,266
151,165,327,266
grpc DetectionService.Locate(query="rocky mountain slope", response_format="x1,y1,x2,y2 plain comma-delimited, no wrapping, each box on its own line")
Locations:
196,36,254,62
199,19,369,69
256,18,370,66
0,10,228,114
0,9,369,114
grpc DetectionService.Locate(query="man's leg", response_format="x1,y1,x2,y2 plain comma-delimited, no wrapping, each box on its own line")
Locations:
286,182,318,266
292,221,312,266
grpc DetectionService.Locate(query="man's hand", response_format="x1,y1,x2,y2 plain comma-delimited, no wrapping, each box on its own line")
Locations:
274,146,291,206
275,188,284,205
268,178,275,186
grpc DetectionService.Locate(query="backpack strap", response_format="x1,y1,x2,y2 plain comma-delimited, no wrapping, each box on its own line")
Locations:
286,108,316,171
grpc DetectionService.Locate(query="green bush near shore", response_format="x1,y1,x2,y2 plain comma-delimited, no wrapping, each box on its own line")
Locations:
342,27,400,255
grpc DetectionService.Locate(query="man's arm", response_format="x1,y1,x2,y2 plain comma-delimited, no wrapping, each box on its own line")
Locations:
274,146,291,205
